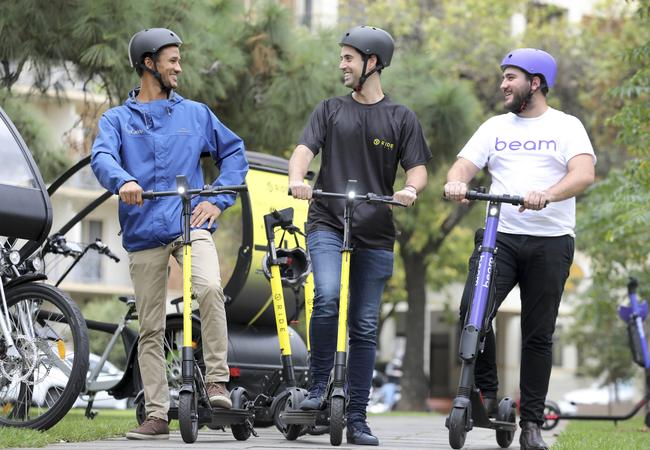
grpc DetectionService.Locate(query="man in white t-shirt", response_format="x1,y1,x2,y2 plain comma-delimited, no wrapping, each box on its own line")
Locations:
444,48,595,450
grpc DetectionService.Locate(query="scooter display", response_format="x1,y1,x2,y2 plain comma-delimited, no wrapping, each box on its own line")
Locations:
141,176,253,443
445,189,520,449
281,180,404,446
543,277,650,430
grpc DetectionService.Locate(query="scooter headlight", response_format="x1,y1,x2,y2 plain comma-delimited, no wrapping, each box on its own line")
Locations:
8,251,20,265
29,256,43,272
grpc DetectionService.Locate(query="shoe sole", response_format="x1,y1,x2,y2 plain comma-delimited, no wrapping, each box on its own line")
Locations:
125,433,170,440
209,396,233,408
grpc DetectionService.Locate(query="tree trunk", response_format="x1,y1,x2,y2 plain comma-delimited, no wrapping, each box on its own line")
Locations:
396,248,430,411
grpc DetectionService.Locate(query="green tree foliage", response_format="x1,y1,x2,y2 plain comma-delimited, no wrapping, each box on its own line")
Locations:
572,1,650,384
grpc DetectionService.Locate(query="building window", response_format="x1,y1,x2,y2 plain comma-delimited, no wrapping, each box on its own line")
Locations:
80,219,103,282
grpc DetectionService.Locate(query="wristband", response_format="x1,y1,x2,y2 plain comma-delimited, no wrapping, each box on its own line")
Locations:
404,185,418,194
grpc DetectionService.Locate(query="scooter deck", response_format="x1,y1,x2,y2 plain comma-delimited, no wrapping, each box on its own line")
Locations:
279,408,330,426
168,406,253,426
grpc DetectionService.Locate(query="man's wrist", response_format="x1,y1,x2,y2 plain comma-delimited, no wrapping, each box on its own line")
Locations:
403,184,418,194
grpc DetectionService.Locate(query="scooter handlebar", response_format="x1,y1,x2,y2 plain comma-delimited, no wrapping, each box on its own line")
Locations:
142,184,247,199
465,190,524,206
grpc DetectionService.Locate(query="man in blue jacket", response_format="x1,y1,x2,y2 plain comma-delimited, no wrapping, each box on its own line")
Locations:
91,28,248,440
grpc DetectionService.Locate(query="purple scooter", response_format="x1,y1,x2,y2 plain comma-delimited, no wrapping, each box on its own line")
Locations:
542,277,650,430
445,188,520,449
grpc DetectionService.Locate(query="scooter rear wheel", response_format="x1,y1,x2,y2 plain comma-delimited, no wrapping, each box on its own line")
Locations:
448,407,467,449
275,388,305,440
231,388,252,441
496,398,516,448
178,390,199,443
329,396,345,446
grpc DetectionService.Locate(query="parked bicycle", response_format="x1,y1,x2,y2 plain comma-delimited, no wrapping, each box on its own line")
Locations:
0,105,89,431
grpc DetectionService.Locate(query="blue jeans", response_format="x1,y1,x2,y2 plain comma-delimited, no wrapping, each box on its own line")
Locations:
307,230,394,422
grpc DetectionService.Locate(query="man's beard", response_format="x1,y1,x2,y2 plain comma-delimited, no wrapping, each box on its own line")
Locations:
504,88,531,114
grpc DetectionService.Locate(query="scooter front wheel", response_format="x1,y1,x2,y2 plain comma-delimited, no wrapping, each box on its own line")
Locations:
448,407,467,449
178,390,199,443
329,396,345,446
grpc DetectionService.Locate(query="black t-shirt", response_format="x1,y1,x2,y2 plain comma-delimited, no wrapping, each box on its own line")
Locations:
299,93,432,250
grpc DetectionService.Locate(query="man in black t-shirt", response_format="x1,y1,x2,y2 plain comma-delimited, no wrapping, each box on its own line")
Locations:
288,25,431,446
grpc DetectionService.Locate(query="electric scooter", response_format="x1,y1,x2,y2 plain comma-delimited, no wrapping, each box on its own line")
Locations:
281,180,405,446
249,207,313,440
445,188,520,449
141,175,253,443
542,277,650,430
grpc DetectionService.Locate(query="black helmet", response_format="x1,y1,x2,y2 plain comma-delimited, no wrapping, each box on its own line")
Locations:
339,25,394,69
128,28,182,75
262,247,311,289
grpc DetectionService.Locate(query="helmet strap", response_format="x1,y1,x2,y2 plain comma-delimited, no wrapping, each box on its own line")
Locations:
353,55,382,92
144,57,172,96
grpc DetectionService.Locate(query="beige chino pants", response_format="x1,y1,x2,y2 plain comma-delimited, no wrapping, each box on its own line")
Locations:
128,229,229,421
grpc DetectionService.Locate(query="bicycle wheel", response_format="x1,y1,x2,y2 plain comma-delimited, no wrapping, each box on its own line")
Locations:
0,282,89,430
163,317,202,410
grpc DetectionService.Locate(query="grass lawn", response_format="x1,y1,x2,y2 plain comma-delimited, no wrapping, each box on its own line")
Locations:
552,414,649,450
0,409,148,448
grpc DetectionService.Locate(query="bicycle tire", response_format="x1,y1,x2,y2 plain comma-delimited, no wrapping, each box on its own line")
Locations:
0,282,89,430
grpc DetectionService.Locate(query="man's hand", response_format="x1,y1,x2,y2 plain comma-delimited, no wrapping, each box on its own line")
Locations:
289,181,312,200
443,181,469,204
393,187,417,207
119,181,143,206
191,201,222,228
519,190,552,212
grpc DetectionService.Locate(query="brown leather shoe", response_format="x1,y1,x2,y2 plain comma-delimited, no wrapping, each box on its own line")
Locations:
206,382,233,408
519,421,549,450
126,417,169,440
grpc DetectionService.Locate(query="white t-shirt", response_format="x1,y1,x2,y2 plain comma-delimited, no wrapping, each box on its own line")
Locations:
458,107,596,237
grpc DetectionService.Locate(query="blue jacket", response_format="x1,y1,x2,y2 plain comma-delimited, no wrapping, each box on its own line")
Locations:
91,90,248,252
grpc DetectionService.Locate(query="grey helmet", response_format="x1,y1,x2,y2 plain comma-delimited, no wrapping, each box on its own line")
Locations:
339,25,394,91
339,25,394,69
128,28,182,79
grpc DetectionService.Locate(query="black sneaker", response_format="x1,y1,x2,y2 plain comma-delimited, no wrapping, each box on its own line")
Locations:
299,383,326,410
346,420,379,446
519,421,549,450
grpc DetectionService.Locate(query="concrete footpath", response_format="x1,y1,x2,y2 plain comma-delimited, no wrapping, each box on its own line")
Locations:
8,414,562,450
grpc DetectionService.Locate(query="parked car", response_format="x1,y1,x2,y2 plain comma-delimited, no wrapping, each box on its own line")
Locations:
562,379,636,405
4,353,128,410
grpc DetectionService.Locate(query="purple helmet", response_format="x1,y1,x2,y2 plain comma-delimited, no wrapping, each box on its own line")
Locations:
500,48,557,88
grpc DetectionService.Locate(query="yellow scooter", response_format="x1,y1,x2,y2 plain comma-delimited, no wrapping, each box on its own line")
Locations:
141,175,251,443
258,208,314,439
282,180,404,446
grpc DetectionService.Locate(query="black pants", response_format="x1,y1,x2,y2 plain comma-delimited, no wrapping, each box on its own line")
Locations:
459,229,574,424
